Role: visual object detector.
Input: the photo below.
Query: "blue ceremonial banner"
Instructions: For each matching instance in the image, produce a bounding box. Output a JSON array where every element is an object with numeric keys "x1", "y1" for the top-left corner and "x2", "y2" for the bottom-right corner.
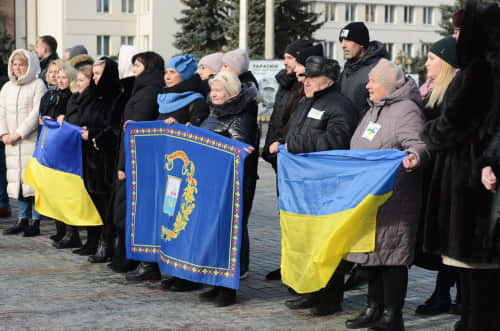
[
  {"x1": 125, "y1": 122, "x2": 249, "y2": 290},
  {"x1": 278, "y1": 148, "x2": 406, "y2": 293}
]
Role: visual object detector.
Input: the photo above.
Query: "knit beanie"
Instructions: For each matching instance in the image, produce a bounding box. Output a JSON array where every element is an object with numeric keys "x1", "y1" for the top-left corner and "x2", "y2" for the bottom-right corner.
[
  {"x1": 284, "y1": 39, "x2": 313, "y2": 59},
  {"x1": 297, "y1": 44, "x2": 324, "y2": 66},
  {"x1": 165, "y1": 54, "x2": 198, "y2": 81},
  {"x1": 339, "y1": 22, "x2": 370, "y2": 47},
  {"x1": 69, "y1": 45, "x2": 88, "y2": 60},
  {"x1": 429, "y1": 36, "x2": 458, "y2": 68},
  {"x1": 222, "y1": 49, "x2": 250, "y2": 75},
  {"x1": 369, "y1": 59, "x2": 405, "y2": 95},
  {"x1": 209, "y1": 71, "x2": 241, "y2": 97},
  {"x1": 199, "y1": 52, "x2": 224, "y2": 72}
]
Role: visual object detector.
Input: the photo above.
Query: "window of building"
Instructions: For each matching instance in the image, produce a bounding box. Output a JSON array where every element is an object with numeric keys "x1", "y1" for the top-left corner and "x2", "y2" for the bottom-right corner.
[
  {"x1": 122, "y1": 0, "x2": 134, "y2": 13},
  {"x1": 325, "y1": 3, "x2": 335, "y2": 21},
  {"x1": 421, "y1": 43, "x2": 431, "y2": 56},
  {"x1": 423, "y1": 7, "x2": 433, "y2": 25},
  {"x1": 384, "y1": 5, "x2": 394, "y2": 24},
  {"x1": 97, "y1": 35, "x2": 110, "y2": 56},
  {"x1": 345, "y1": 4, "x2": 355, "y2": 22},
  {"x1": 144, "y1": 0, "x2": 150, "y2": 13},
  {"x1": 97, "y1": 0, "x2": 109, "y2": 13},
  {"x1": 404, "y1": 6, "x2": 414, "y2": 24},
  {"x1": 121, "y1": 36, "x2": 135, "y2": 46},
  {"x1": 143, "y1": 35, "x2": 150, "y2": 50},
  {"x1": 365, "y1": 4, "x2": 375, "y2": 23},
  {"x1": 385, "y1": 43, "x2": 394, "y2": 60},
  {"x1": 306, "y1": 2, "x2": 315, "y2": 14},
  {"x1": 403, "y1": 43, "x2": 413, "y2": 57},
  {"x1": 323, "y1": 41, "x2": 334, "y2": 59}
]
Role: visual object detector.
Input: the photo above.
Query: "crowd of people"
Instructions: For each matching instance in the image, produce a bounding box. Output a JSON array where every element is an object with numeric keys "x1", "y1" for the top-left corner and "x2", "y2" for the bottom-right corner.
[{"x1": 0, "y1": 1, "x2": 500, "y2": 330}]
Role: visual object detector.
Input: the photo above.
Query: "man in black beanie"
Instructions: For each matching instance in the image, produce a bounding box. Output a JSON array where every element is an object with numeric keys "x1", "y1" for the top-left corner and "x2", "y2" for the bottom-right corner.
[{"x1": 339, "y1": 22, "x2": 389, "y2": 117}]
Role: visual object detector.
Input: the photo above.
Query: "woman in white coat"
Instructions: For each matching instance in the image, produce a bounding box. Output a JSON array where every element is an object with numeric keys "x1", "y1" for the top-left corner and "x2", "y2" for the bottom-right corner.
[{"x1": 0, "y1": 49, "x2": 47, "y2": 236}]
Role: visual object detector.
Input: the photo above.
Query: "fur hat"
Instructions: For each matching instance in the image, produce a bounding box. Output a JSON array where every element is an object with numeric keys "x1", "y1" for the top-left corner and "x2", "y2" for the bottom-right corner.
[
  {"x1": 339, "y1": 22, "x2": 370, "y2": 47},
  {"x1": 369, "y1": 59, "x2": 405, "y2": 95},
  {"x1": 70, "y1": 54, "x2": 95, "y2": 69},
  {"x1": 430, "y1": 36, "x2": 458, "y2": 68},
  {"x1": 222, "y1": 49, "x2": 250, "y2": 75},
  {"x1": 209, "y1": 71, "x2": 241, "y2": 97},
  {"x1": 284, "y1": 39, "x2": 313, "y2": 59},
  {"x1": 165, "y1": 54, "x2": 198, "y2": 81},
  {"x1": 199, "y1": 52, "x2": 224, "y2": 72}
]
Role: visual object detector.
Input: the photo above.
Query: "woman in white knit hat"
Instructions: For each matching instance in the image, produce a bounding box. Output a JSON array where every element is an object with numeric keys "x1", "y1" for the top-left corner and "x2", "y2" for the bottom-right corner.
[{"x1": 221, "y1": 48, "x2": 259, "y2": 90}]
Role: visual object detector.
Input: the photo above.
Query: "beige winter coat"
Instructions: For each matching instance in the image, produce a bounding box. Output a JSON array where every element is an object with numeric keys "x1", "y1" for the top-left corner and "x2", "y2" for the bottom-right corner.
[{"x1": 0, "y1": 49, "x2": 46, "y2": 198}]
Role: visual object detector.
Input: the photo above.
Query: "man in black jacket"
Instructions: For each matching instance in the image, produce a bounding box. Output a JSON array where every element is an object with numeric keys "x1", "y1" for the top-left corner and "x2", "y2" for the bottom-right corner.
[
  {"x1": 262, "y1": 39, "x2": 312, "y2": 170},
  {"x1": 286, "y1": 56, "x2": 358, "y2": 154},
  {"x1": 338, "y1": 22, "x2": 389, "y2": 117},
  {"x1": 284, "y1": 56, "x2": 359, "y2": 316},
  {"x1": 35, "y1": 35, "x2": 59, "y2": 85}
]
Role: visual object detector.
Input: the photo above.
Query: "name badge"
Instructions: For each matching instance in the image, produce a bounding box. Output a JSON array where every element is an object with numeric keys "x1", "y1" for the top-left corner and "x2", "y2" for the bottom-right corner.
[
  {"x1": 361, "y1": 121, "x2": 382, "y2": 141},
  {"x1": 307, "y1": 108, "x2": 324, "y2": 120}
]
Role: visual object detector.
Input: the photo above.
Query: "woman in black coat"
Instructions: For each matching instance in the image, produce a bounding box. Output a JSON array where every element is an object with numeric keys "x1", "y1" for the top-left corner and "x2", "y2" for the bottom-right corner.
[
  {"x1": 422, "y1": 2, "x2": 500, "y2": 329},
  {"x1": 198, "y1": 71, "x2": 258, "y2": 307},
  {"x1": 106, "y1": 51, "x2": 165, "y2": 273}
]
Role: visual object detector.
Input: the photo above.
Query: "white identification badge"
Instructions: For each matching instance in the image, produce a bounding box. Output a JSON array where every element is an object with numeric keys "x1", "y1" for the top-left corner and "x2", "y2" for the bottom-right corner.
[
  {"x1": 307, "y1": 108, "x2": 324, "y2": 120},
  {"x1": 361, "y1": 121, "x2": 382, "y2": 141}
]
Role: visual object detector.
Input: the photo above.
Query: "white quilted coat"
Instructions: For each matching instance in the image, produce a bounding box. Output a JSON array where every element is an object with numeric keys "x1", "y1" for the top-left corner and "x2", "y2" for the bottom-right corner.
[{"x1": 0, "y1": 49, "x2": 46, "y2": 199}]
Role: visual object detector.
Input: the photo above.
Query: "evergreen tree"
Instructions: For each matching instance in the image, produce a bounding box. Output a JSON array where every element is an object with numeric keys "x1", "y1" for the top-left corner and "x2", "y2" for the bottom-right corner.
[
  {"x1": 174, "y1": 0, "x2": 233, "y2": 58},
  {"x1": 225, "y1": 0, "x2": 323, "y2": 59}
]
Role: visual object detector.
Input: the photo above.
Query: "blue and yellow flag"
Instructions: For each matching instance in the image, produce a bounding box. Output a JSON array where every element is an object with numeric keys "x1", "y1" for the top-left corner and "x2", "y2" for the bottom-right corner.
[
  {"x1": 24, "y1": 119, "x2": 102, "y2": 226},
  {"x1": 125, "y1": 122, "x2": 249, "y2": 290},
  {"x1": 278, "y1": 148, "x2": 406, "y2": 293}
]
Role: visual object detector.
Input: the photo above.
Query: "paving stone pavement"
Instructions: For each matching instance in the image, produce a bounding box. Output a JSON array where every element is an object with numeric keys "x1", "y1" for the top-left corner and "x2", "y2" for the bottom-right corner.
[{"x1": 0, "y1": 160, "x2": 459, "y2": 330}]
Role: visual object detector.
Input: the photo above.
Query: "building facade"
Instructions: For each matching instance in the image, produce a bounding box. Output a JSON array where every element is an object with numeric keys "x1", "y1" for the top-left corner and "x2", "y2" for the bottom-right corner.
[{"x1": 307, "y1": 0, "x2": 455, "y2": 64}]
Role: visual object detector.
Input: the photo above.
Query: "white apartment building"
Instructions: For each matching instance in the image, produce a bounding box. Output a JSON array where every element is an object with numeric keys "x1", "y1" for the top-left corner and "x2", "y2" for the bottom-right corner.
[
  {"x1": 20, "y1": 0, "x2": 183, "y2": 60},
  {"x1": 308, "y1": 0, "x2": 455, "y2": 63}
]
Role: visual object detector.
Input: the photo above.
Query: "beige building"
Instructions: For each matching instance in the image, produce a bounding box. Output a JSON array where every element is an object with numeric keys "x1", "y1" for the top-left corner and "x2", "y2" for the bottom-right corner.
[
  {"x1": 17, "y1": 0, "x2": 182, "y2": 60},
  {"x1": 307, "y1": 0, "x2": 455, "y2": 63}
]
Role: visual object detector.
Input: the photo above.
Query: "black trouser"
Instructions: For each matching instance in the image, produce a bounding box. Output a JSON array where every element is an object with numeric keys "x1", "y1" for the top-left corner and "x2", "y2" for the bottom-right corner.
[
  {"x1": 87, "y1": 192, "x2": 108, "y2": 248},
  {"x1": 459, "y1": 268, "x2": 500, "y2": 330},
  {"x1": 366, "y1": 266, "x2": 408, "y2": 309},
  {"x1": 316, "y1": 260, "x2": 353, "y2": 306}
]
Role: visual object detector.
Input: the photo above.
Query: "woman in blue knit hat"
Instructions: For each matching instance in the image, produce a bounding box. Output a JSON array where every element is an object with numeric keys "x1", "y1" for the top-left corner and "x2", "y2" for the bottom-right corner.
[{"x1": 157, "y1": 54, "x2": 209, "y2": 126}]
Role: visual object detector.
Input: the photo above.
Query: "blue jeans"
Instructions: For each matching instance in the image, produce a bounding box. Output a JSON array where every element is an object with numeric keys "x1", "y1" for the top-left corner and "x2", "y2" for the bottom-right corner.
[
  {"x1": 17, "y1": 196, "x2": 40, "y2": 220},
  {"x1": 0, "y1": 145, "x2": 9, "y2": 208}
]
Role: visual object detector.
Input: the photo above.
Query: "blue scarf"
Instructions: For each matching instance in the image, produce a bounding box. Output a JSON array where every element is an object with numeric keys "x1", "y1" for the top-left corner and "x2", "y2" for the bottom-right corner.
[{"x1": 157, "y1": 91, "x2": 204, "y2": 114}]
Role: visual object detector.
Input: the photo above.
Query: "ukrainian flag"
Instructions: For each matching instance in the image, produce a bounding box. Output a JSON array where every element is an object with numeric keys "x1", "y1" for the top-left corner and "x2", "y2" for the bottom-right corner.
[
  {"x1": 24, "y1": 119, "x2": 102, "y2": 226},
  {"x1": 278, "y1": 148, "x2": 406, "y2": 293}
]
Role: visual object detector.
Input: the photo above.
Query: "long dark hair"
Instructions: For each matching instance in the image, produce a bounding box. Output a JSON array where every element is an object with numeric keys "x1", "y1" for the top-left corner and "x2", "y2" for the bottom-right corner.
[{"x1": 132, "y1": 51, "x2": 164, "y2": 73}]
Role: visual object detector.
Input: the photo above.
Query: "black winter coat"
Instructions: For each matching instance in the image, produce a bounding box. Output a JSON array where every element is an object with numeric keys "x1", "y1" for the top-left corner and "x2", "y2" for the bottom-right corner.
[
  {"x1": 422, "y1": 62, "x2": 499, "y2": 265},
  {"x1": 157, "y1": 74, "x2": 209, "y2": 126},
  {"x1": 286, "y1": 84, "x2": 359, "y2": 154},
  {"x1": 339, "y1": 41, "x2": 389, "y2": 116},
  {"x1": 38, "y1": 52, "x2": 59, "y2": 85},
  {"x1": 39, "y1": 87, "x2": 72, "y2": 119},
  {"x1": 262, "y1": 69, "x2": 300, "y2": 169},
  {"x1": 117, "y1": 68, "x2": 164, "y2": 172}
]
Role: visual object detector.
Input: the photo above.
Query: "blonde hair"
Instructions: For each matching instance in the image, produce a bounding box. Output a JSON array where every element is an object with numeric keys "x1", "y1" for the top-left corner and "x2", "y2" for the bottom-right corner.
[
  {"x1": 77, "y1": 65, "x2": 93, "y2": 84},
  {"x1": 11, "y1": 52, "x2": 28, "y2": 66},
  {"x1": 45, "y1": 59, "x2": 65, "y2": 83},
  {"x1": 57, "y1": 62, "x2": 78, "y2": 93},
  {"x1": 209, "y1": 71, "x2": 241, "y2": 97},
  {"x1": 93, "y1": 59, "x2": 106, "y2": 68},
  {"x1": 426, "y1": 59, "x2": 457, "y2": 109}
]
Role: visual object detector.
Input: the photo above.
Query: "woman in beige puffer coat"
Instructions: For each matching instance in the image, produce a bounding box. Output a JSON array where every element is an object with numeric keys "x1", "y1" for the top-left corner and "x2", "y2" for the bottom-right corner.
[{"x1": 0, "y1": 49, "x2": 47, "y2": 236}]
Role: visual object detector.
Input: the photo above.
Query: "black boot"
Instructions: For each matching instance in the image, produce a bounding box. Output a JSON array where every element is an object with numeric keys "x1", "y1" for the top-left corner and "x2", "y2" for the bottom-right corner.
[
  {"x1": 345, "y1": 302, "x2": 383, "y2": 329},
  {"x1": 415, "y1": 290, "x2": 451, "y2": 315},
  {"x1": 50, "y1": 221, "x2": 66, "y2": 242},
  {"x1": 199, "y1": 287, "x2": 221, "y2": 302},
  {"x1": 214, "y1": 287, "x2": 236, "y2": 307},
  {"x1": 88, "y1": 239, "x2": 112, "y2": 263},
  {"x1": 56, "y1": 227, "x2": 82, "y2": 249},
  {"x1": 372, "y1": 306, "x2": 404, "y2": 331},
  {"x1": 311, "y1": 270, "x2": 344, "y2": 316},
  {"x1": 74, "y1": 226, "x2": 100, "y2": 255},
  {"x1": 23, "y1": 219, "x2": 40, "y2": 237},
  {"x1": 125, "y1": 262, "x2": 161, "y2": 281},
  {"x1": 265, "y1": 268, "x2": 281, "y2": 280},
  {"x1": 3, "y1": 218, "x2": 28, "y2": 235},
  {"x1": 285, "y1": 292, "x2": 320, "y2": 310},
  {"x1": 169, "y1": 278, "x2": 202, "y2": 292}
]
